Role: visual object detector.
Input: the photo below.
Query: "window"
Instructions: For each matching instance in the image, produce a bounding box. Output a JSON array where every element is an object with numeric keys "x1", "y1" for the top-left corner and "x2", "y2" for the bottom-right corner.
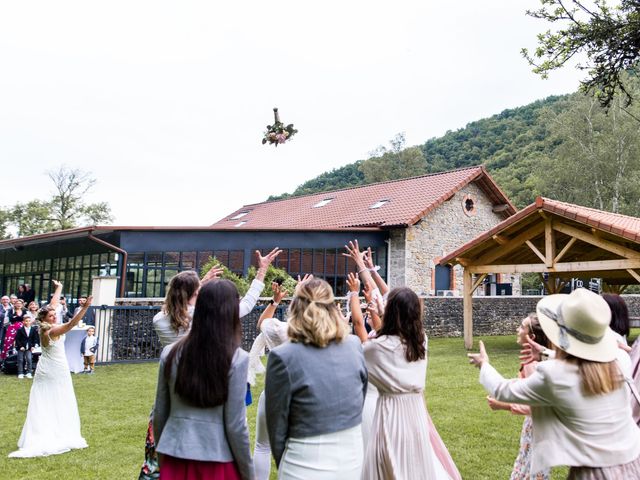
[
  {"x1": 313, "y1": 198, "x2": 334, "y2": 208},
  {"x1": 230, "y1": 211, "x2": 250, "y2": 220},
  {"x1": 370, "y1": 199, "x2": 389, "y2": 209},
  {"x1": 234, "y1": 221, "x2": 248, "y2": 227},
  {"x1": 461, "y1": 193, "x2": 478, "y2": 217}
]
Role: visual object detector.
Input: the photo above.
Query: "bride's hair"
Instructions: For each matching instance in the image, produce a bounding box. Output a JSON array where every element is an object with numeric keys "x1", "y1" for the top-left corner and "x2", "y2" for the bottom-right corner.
[{"x1": 36, "y1": 306, "x2": 55, "y2": 333}]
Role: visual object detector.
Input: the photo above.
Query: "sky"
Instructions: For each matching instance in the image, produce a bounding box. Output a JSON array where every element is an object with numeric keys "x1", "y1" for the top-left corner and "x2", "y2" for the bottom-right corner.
[{"x1": 0, "y1": 1, "x2": 585, "y2": 227}]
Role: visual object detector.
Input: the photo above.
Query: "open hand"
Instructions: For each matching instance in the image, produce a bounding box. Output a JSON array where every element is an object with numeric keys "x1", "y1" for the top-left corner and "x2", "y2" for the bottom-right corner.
[
  {"x1": 52, "y1": 280, "x2": 62, "y2": 288},
  {"x1": 257, "y1": 248, "x2": 282, "y2": 270},
  {"x1": 342, "y1": 240, "x2": 366, "y2": 268},
  {"x1": 84, "y1": 296, "x2": 94, "y2": 307},
  {"x1": 467, "y1": 340, "x2": 489, "y2": 368},
  {"x1": 519, "y1": 336, "x2": 545, "y2": 365},
  {"x1": 295, "y1": 274, "x2": 313, "y2": 294},
  {"x1": 202, "y1": 264, "x2": 224, "y2": 284},
  {"x1": 272, "y1": 282, "x2": 288, "y2": 304},
  {"x1": 363, "y1": 247, "x2": 375, "y2": 269},
  {"x1": 346, "y1": 273, "x2": 360, "y2": 293}
]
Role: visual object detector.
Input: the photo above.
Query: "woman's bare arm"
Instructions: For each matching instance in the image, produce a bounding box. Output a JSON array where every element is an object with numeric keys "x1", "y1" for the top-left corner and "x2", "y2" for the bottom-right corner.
[{"x1": 50, "y1": 296, "x2": 93, "y2": 338}]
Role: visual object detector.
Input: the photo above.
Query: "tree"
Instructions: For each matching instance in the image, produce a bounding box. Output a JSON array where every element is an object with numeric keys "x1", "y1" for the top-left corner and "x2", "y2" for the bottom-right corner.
[
  {"x1": 2, "y1": 166, "x2": 113, "y2": 237},
  {"x1": 534, "y1": 76, "x2": 640, "y2": 214},
  {"x1": 523, "y1": 0, "x2": 640, "y2": 108},
  {"x1": 48, "y1": 166, "x2": 113, "y2": 230},
  {"x1": 359, "y1": 133, "x2": 427, "y2": 183}
]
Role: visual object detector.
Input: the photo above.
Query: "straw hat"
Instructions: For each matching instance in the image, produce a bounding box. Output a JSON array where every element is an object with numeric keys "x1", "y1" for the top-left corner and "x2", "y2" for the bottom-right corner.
[{"x1": 536, "y1": 288, "x2": 618, "y2": 362}]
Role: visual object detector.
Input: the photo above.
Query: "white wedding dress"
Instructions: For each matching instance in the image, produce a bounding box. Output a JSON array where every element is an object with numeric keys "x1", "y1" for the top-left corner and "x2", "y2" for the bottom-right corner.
[{"x1": 9, "y1": 334, "x2": 88, "y2": 458}]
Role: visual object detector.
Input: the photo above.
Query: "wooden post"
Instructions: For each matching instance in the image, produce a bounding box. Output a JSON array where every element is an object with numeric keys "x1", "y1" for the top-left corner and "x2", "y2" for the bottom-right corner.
[{"x1": 463, "y1": 268, "x2": 473, "y2": 349}]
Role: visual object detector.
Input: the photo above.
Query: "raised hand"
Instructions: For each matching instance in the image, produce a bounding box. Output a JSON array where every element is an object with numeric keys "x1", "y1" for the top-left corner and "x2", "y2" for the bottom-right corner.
[
  {"x1": 346, "y1": 272, "x2": 360, "y2": 293},
  {"x1": 519, "y1": 336, "x2": 545, "y2": 365},
  {"x1": 342, "y1": 240, "x2": 365, "y2": 268},
  {"x1": 202, "y1": 264, "x2": 225, "y2": 284},
  {"x1": 467, "y1": 340, "x2": 489, "y2": 368},
  {"x1": 272, "y1": 282, "x2": 288, "y2": 304},
  {"x1": 363, "y1": 247, "x2": 375, "y2": 269},
  {"x1": 256, "y1": 248, "x2": 283, "y2": 270},
  {"x1": 295, "y1": 274, "x2": 313, "y2": 294},
  {"x1": 52, "y1": 280, "x2": 62, "y2": 288},
  {"x1": 84, "y1": 296, "x2": 94, "y2": 307}
]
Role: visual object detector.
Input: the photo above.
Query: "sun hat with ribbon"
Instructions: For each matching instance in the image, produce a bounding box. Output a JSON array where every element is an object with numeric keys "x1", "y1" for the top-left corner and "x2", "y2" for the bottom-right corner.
[{"x1": 536, "y1": 288, "x2": 618, "y2": 362}]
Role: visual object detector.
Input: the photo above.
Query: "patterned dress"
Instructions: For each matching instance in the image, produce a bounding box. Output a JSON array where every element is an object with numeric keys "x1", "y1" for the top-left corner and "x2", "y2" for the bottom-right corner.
[
  {"x1": 1, "y1": 319, "x2": 23, "y2": 360},
  {"x1": 510, "y1": 363, "x2": 550, "y2": 480}
]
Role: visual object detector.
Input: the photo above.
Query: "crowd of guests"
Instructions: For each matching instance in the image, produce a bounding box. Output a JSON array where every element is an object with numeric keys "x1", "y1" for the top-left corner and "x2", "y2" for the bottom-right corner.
[
  {"x1": 0, "y1": 286, "x2": 95, "y2": 378},
  {"x1": 140, "y1": 240, "x2": 640, "y2": 480}
]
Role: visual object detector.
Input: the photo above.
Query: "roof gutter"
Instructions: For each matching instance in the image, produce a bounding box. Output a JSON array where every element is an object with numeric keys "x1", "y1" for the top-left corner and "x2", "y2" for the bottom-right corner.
[{"x1": 87, "y1": 233, "x2": 128, "y2": 298}]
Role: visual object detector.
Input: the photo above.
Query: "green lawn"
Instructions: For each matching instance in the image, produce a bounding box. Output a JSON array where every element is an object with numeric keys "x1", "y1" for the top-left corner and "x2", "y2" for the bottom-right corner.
[{"x1": 0, "y1": 335, "x2": 576, "y2": 479}]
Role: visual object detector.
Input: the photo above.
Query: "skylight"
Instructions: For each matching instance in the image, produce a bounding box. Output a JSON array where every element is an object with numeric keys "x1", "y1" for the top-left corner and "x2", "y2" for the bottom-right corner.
[
  {"x1": 230, "y1": 211, "x2": 250, "y2": 220},
  {"x1": 370, "y1": 199, "x2": 390, "y2": 209},
  {"x1": 313, "y1": 198, "x2": 334, "y2": 208},
  {"x1": 234, "y1": 221, "x2": 248, "y2": 227}
]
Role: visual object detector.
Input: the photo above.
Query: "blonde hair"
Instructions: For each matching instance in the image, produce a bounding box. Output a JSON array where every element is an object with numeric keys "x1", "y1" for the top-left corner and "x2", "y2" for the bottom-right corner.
[
  {"x1": 36, "y1": 306, "x2": 56, "y2": 334},
  {"x1": 287, "y1": 278, "x2": 348, "y2": 347},
  {"x1": 556, "y1": 349, "x2": 623, "y2": 396}
]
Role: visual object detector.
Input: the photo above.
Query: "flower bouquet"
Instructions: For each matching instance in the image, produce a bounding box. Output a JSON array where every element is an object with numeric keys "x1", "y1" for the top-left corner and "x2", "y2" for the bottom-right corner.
[{"x1": 262, "y1": 107, "x2": 298, "y2": 146}]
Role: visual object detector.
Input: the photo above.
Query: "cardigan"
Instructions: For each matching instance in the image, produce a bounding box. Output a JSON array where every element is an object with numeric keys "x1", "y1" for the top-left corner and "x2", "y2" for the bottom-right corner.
[
  {"x1": 265, "y1": 335, "x2": 368, "y2": 466},
  {"x1": 154, "y1": 345, "x2": 254, "y2": 480},
  {"x1": 480, "y1": 358, "x2": 640, "y2": 471}
]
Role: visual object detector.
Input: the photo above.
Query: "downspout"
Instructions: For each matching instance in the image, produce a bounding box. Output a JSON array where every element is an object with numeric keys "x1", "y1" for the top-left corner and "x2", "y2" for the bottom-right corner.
[
  {"x1": 88, "y1": 233, "x2": 128, "y2": 298},
  {"x1": 384, "y1": 238, "x2": 391, "y2": 288}
]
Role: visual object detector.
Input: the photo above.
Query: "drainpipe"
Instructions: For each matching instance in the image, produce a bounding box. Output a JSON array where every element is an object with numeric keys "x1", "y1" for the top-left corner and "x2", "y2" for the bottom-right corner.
[
  {"x1": 87, "y1": 233, "x2": 128, "y2": 298},
  {"x1": 384, "y1": 238, "x2": 391, "y2": 288}
]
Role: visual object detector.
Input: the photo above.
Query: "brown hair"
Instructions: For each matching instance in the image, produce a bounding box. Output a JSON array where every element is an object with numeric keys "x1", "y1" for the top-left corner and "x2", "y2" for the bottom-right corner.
[
  {"x1": 163, "y1": 271, "x2": 200, "y2": 334},
  {"x1": 526, "y1": 313, "x2": 549, "y2": 348},
  {"x1": 377, "y1": 287, "x2": 425, "y2": 362},
  {"x1": 165, "y1": 279, "x2": 241, "y2": 407},
  {"x1": 287, "y1": 278, "x2": 348, "y2": 347},
  {"x1": 556, "y1": 349, "x2": 623, "y2": 396}
]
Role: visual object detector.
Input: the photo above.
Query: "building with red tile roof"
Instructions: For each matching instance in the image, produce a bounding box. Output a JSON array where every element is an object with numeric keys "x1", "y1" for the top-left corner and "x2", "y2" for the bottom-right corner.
[{"x1": 0, "y1": 166, "x2": 516, "y2": 299}]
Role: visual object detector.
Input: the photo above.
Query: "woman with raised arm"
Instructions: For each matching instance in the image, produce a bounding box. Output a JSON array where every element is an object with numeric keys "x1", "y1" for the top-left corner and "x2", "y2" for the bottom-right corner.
[
  {"x1": 9, "y1": 281, "x2": 93, "y2": 458},
  {"x1": 469, "y1": 288, "x2": 640, "y2": 478},
  {"x1": 140, "y1": 248, "x2": 281, "y2": 479}
]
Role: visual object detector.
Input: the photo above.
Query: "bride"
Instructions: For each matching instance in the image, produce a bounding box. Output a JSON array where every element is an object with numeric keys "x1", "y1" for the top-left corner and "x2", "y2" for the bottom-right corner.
[{"x1": 9, "y1": 281, "x2": 92, "y2": 458}]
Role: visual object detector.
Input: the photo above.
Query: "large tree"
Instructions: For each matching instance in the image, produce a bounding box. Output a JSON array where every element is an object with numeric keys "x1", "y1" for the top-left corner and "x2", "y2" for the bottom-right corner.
[
  {"x1": 3, "y1": 166, "x2": 113, "y2": 237},
  {"x1": 535, "y1": 75, "x2": 640, "y2": 214},
  {"x1": 523, "y1": 0, "x2": 640, "y2": 108}
]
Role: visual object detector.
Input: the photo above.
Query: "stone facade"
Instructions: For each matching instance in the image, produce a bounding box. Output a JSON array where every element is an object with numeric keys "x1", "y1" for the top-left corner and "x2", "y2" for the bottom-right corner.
[{"x1": 390, "y1": 182, "x2": 508, "y2": 295}]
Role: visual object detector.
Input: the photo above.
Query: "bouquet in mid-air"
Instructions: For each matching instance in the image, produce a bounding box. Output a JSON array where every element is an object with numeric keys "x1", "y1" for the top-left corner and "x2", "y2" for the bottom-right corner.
[{"x1": 262, "y1": 107, "x2": 298, "y2": 146}]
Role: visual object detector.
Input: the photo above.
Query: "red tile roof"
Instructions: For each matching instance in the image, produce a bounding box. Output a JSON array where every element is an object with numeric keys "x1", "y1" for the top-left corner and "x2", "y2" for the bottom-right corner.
[
  {"x1": 440, "y1": 197, "x2": 640, "y2": 265},
  {"x1": 211, "y1": 166, "x2": 516, "y2": 231}
]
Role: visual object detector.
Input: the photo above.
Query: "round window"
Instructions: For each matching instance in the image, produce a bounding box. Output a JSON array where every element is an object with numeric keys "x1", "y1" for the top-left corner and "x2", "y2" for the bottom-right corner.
[{"x1": 462, "y1": 194, "x2": 477, "y2": 217}]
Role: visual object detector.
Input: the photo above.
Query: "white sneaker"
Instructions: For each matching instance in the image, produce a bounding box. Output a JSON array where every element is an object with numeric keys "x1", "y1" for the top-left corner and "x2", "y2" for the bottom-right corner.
[
  {"x1": 26, "y1": 373, "x2": 32, "y2": 379},
  {"x1": 18, "y1": 374, "x2": 24, "y2": 379}
]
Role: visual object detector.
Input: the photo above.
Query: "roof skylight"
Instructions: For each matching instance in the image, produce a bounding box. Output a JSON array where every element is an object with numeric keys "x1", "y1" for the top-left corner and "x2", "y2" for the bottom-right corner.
[
  {"x1": 313, "y1": 198, "x2": 334, "y2": 208},
  {"x1": 370, "y1": 199, "x2": 390, "y2": 209},
  {"x1": 230, "y1": 211, "x2": 250, "y2": 220},
  {"x1": 234, "y1": 221, "x2": 248, "y2": 227}
]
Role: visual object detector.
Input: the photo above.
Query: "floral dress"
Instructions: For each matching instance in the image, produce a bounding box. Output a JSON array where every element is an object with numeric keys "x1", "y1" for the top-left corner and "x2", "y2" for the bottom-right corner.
[
  {"x1": 510, "y1": 362, "x2": 550, "y2": 480},
  {"x1": 1, "y1": 316, "x2": 24, "y2": 360}
]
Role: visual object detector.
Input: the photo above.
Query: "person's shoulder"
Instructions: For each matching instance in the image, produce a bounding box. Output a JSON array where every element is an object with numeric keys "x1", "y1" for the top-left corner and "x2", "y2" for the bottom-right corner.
[
  {"x1": 153, "y1": 310, "x2": 167, "y2": 323},
  {"x1": 342, "y1": 334, "x2": 363, "y2": 350},
  {"x1": 234, "y1": 346, "x2": 249, "y2": 363},
  {"x1": 159, "y1": 342, "x2": 177, "y2": 361}
]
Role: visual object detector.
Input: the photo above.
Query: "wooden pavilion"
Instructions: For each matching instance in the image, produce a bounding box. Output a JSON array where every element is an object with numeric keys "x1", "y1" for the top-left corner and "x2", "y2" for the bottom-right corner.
[{"x1": 440, "y1": 197, "x2": 640, "y2": 348}]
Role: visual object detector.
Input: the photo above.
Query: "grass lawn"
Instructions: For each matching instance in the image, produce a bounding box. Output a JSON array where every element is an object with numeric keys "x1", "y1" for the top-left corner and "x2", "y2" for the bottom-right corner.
[{"x1": 0, "y1": 335, "x2": 579, "y2": 479}]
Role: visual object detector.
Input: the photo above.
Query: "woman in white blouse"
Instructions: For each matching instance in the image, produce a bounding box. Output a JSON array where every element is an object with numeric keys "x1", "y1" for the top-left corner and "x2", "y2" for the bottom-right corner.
[{"x1": 469, "y1": 288, "x2": 640, "y2": 479}]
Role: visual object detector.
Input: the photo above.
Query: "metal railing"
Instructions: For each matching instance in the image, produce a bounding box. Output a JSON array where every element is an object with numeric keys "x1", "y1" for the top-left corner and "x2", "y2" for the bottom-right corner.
[{"x1": 90, "y1": 303, "x2": 288, "y2": 364}]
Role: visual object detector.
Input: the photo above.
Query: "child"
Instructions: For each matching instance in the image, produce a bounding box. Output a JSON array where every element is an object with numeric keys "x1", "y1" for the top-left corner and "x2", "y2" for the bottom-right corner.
[
  {"x1": 80, "y1": 326, "x2": 99, "y2": 373},
  {"x1": 15, "y1": 315, "x2": 40, "y2": 379}
]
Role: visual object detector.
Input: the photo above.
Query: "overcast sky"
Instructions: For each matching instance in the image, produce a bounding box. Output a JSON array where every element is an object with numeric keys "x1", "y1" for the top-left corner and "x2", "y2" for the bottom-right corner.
[{"x1": 0, "y1": 1, "x2": 584, "y2": 227}]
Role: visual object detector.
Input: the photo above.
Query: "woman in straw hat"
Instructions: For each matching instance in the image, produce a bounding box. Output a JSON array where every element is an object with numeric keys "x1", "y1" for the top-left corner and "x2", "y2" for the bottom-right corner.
[{"x1": 468, "y1": 288, "x2": 640, "y2": 479}]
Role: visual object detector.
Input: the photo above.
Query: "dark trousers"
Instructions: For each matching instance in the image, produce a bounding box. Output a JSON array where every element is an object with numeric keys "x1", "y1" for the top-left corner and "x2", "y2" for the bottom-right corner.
[{"x1": 17, "y1": 349, "x2": 32, "y2": 375}]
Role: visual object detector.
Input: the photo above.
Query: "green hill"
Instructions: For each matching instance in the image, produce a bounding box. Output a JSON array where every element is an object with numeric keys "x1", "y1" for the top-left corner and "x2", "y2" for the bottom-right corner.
[{"x1": 269, "y1": 94, "x2": 570, "y2": 207}]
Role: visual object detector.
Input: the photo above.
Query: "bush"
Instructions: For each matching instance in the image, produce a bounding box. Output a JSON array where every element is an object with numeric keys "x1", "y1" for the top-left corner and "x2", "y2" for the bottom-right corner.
[
  {"x1": 246, "y1": 264, "x2": 297, "y2": 297},
  {"x1": 199, "y1": 256, "x2": 249, "y2": 296}
]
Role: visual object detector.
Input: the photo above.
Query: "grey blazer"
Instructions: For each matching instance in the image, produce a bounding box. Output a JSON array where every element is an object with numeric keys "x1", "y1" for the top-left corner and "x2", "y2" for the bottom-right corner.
[
  {"x1": 154, "y1": 344, "x2": 254, "y2": 480},
  {"x1": 265, "y1": 335, "x2": 368, "y2": 466}
]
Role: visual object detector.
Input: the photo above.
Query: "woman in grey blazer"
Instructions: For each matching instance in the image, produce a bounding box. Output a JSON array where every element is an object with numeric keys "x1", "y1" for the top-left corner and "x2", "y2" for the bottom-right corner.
[
  {"x1": 154, "y1": 279, "x2": 254, "y2": 480},
  {"x1": 265, "y1": 278, "x2": 368, "y2": 479}
]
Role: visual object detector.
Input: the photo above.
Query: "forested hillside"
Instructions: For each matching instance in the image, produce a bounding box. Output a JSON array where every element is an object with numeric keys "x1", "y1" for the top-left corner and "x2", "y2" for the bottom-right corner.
[{"x1": 270, "y1": 76, "x2": 640, "y2": 216}]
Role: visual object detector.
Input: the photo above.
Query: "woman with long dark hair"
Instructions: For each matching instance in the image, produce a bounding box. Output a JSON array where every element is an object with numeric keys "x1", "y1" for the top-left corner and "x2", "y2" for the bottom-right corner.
[
  {"x1": 154, "y1": 279, "x2": 253, "y2": 480},
  {"x1": 362, "y1": 287, "x2": 460, "y2": 480}
]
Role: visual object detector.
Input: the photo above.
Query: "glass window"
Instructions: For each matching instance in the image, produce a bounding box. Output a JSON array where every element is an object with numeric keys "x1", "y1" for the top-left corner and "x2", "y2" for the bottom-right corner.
[
  {"x1": 212, "y1": 250, "x2": 228, "y2": 267},
  {"x1": 314, "y1": 250, "x2": 325, "y2": 275},
  {"x1": 181, "y1": 252, "x2": 196, "y2": 270},
  {"x1": 198, "y1": 251, "x2": 214, "y2": 270},
  {"x1": 289, "y1": 249, "x2": 301, "y2": 274},
  {"x1": 302, "y1": 249, "x2": 313, "y2": 273},
  {"x1": 164, "y1": 252, "x2": 180, "y2": 269},
  {"x1": 229, "y1": 251, "x2": 243, "y2": 273},
  {"x1": 146, "y1": 253, "x2": 162, "y2": 268}
]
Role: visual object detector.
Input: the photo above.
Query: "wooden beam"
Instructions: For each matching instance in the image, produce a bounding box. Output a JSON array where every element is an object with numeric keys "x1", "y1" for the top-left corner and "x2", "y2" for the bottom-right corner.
[
  {"x1": 525, "y1": 240, "x2": 547, "y2": 263},
  {"x1": 471, "y1": 273, "x2": 488, "y2": 293},
  {"x1": 492, "y1": 234, "x2": 508, "y2": 246},
  {"x1": 545, "y1": 219, "x2": 555, "y2": 268},
  {"x1": 552, "y1": 222, "x2": 640, "y2": 259},
  {"x1": 469, "y1": 258, "x2": 640, "y2": 274},
  {"x1": 627, "y1": 269, "x2": 640, "y2": 284},
  {"x1": 463, "y1": 268, "x2": 473, "y2": 350},
  {"x1": 455, "y1": 257, "x2": 470, "y2": 267},
  {"x1": 554, "y1": 237, "x2": 577, "y2": 264},
  {"x1": 475, "y1": 223, "x2": 546, "y2": 265}
]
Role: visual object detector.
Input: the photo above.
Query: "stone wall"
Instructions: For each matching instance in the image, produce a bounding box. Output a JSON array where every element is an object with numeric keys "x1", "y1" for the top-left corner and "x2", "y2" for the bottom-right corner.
[
  {"x1": 388, "y1": 229, "x2": 406, "y2": 288},
  {"x1": 402, "y1": 182, "x2": 507, "y2": 295}
]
